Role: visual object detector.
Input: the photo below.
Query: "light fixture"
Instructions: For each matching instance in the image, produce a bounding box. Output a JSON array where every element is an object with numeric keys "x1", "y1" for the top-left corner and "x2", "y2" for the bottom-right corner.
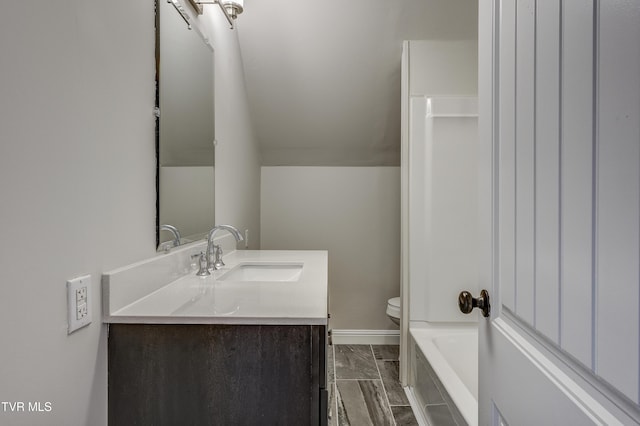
[
  {"x1": 189, "y1": 0, "x2": 243, "y2": 29},
  {"x1": 221, "y1": 0, "x2": 243, "y2": 20}
]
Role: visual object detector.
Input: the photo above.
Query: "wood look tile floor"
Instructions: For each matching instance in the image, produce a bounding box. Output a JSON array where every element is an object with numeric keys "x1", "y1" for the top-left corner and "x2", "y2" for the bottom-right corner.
[{"x1": 329, "y1": 344, "x2": 419, "y2": 426}]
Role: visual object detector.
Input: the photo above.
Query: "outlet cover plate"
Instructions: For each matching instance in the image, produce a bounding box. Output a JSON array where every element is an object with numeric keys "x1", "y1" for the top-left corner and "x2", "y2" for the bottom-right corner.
[{"x1": 67, "y1": 274, "x2": 92, "y2": 334}]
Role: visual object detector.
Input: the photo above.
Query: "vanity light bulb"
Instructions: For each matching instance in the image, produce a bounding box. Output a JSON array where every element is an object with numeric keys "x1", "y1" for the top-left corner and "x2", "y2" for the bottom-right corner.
[{"x1": 222, "y1": 0, "x2": 244, "y2": 19}]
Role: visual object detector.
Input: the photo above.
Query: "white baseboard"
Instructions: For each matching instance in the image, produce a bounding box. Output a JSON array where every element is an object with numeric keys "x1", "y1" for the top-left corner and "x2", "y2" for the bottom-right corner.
[{"x1": 331, "y1": 329, "x2": 400, "y2": 345}]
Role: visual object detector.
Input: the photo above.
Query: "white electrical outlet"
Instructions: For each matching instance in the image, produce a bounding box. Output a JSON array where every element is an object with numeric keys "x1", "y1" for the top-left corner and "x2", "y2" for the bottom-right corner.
[
  {"x1": 76, "y1": 286, "x2": 87, "y2": 304},
  {"x1": 67, "y1": 274, "x2": 92, "y2": 334},
  {"x1": 77, "y1": 303, "x2": 88, "y2": 320}
]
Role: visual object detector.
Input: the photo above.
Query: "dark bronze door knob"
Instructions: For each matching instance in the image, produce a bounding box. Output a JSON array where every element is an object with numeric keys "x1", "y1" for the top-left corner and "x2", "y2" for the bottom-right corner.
[{"x1": 458, "y1": 289, "x2": 491, "y2": 317}]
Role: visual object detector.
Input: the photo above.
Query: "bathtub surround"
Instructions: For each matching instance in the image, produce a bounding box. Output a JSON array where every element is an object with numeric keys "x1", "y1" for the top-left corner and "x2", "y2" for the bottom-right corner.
[
  {"x1": 407, "y1": 96, "x2": 479, "y2": 324},
  {"x1": 399, "y1": 39, "x2": 479, "y2": 388},
  {"x1": 0, "y1": 2, "x2": 259, "y2": 425},
  {"x1": 399, "y1": 40, "x2": 479, "y2": 425}
]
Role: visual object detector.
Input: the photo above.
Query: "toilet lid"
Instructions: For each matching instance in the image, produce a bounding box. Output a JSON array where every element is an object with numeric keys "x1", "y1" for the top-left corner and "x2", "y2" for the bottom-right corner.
[{"x1": 388, "y1": 297, "x2": 400, "y2": 308}]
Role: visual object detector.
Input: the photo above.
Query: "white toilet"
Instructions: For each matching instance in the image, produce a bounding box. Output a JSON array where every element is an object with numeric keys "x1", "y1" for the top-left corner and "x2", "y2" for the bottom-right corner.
[{"x1": 386, "y1": 297, "x2": 401, "y2": 325}]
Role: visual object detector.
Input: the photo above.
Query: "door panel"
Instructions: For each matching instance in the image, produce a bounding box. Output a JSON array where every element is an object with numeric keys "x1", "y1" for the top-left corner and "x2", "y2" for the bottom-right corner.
[
  {"x1": 533, "y1": 0, "x2": 561, "y2": 343},
  {"x1": 595, "y1": 0, "x2": 640, "y2": 402},
  {"x1": 479, "y1": 0, "x2": 640, "y2": 422},
  {"x1": 514, "y1": 0, "x2": 536, "y2": 326},
  {"x1": 497, "y1": 0, "x2": 516, "y2": 313},
  {"x1": 488, "y1": 316, "x2": 629, "y2": 426},
  {"x1": 559, "y1": 0, "x2": 595, "y2": 369}
]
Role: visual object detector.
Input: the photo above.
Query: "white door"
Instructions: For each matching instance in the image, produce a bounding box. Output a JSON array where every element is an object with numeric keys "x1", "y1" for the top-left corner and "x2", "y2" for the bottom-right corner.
[{"x1": 476, "y1": 0, "x2": 640, "y2": 424}]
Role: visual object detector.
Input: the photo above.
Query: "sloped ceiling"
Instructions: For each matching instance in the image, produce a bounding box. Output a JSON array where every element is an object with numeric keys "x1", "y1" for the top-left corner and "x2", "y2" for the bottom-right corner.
[{"x1": 237, "y1": 0, "x2": 478, "y2": 166}]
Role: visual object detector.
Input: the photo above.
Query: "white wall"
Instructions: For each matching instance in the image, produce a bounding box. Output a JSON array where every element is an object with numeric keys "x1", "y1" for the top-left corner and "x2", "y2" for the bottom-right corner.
[
  {"x1": 207, "y1": 14, "x2": 262, "y2": 248},
  {"x1": 261, "y1": 167, "x2": 400, "y2": 330},
  {"x1": 0, "y1": 2, "x2": 260, "y2": 425},
  {"x1": 407, "y1": 40, "x2": 478, "y2": 97}
]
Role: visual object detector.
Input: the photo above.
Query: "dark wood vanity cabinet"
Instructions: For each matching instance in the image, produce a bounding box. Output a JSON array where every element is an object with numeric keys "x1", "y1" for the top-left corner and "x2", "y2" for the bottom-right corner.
[{"x1": 108, "y1": 323, "x2": 328, "y2": 426}]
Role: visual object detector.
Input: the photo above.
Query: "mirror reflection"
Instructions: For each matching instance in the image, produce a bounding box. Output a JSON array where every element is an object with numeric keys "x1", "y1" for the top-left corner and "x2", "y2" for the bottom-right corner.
[{"x1": 156, "y1": 0, "x2": 215, "y2": 251}]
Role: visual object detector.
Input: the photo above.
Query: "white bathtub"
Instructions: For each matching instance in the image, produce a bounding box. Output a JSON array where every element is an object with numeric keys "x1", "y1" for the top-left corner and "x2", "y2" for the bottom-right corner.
[{"x1": 408, "y1": 323, "x2": 478, "y2": 426}]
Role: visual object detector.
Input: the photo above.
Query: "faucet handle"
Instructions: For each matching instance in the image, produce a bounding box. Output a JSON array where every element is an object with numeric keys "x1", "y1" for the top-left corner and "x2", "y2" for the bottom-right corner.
[
  {"x1": 213, "y1": 245, "x2": 225, "y2": 269},
  {"x1": 194, "y1": 251, "x2": 210, "y2": 276}
]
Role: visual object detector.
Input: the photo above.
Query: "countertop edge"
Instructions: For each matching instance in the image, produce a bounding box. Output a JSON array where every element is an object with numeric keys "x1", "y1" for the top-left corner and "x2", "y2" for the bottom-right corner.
[{"x1": 104, "y1": 315, "x2": 328, "y2": 326}]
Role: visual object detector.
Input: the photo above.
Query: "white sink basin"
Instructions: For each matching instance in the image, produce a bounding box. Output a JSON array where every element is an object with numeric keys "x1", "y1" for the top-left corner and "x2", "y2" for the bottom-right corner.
[{"x1": 218, "y1": 262, "x2": 303, "y2": 282}]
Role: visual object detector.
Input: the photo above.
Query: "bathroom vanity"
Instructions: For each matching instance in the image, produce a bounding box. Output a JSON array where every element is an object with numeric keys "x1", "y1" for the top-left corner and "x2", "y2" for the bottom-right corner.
[{"x1": 103, "y1": 248, "x2": 328, "y2": 425}]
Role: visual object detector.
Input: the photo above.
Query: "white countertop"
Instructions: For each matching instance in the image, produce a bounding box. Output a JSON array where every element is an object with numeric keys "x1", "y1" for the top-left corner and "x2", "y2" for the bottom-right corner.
[{"x1": 103, "y1": 249, "x2": 328, "y2": 325}]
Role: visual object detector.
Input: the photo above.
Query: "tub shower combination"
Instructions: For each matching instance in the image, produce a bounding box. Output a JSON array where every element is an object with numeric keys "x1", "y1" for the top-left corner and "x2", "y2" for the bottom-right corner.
[{"x1": 403, "y1": 95, "x2": 479, "y2": 426}]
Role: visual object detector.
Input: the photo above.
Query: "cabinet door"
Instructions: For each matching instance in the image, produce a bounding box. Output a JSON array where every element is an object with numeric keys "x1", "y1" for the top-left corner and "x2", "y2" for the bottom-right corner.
[{"x1": 109, "y1": 324, "x2": 324, "y2": 425}]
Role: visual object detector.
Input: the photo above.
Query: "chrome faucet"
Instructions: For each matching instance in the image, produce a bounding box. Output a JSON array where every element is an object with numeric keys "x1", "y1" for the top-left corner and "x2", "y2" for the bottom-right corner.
[
  {"x1": 159, "y1": 224, "x2": 181, "y2": 250},
  {"x1": 205, "y1": 225, "x2": 244, "y2": 272}
]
